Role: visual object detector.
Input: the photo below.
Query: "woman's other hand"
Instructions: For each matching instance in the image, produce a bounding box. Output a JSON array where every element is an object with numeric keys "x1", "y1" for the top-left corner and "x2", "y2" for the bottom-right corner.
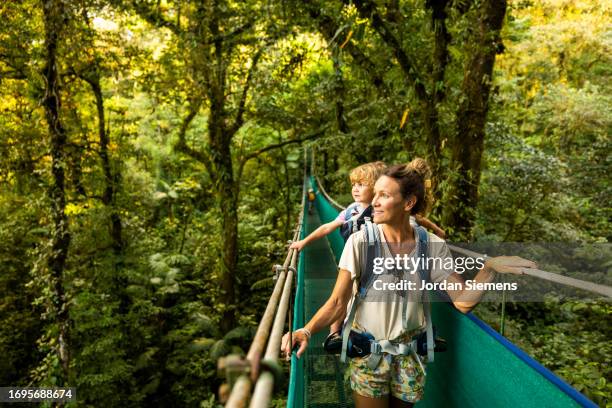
[{"x1": 485, "y1": 256, "x2": 537, "y2": 275}]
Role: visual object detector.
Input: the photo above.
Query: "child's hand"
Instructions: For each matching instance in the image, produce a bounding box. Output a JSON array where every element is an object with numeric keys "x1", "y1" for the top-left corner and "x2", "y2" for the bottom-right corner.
[
  {"x1": 290, "y1": 240, "x2": 305, "y2": 251},
  {"x1": 434, "y1": 228, "x2": 446, "y2": 239},
  {"x1": 485, "y1": 256, "x2": 537, "y2": 275}
]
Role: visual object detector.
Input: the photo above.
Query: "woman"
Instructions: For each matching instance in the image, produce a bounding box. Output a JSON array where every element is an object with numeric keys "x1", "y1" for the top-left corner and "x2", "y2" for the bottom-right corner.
[{"x1": 282, "y1": 163, "x2": 536, "y2": 408}]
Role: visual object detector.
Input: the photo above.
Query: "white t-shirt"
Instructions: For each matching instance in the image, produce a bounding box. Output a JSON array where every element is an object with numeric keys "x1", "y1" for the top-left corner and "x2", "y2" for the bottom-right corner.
[
  {"x1": 338, "y1": 224, "x2": 454, "y2": 341},
  {"x1": 409, "y1": 215, "x2": 418, "y2": 227}
]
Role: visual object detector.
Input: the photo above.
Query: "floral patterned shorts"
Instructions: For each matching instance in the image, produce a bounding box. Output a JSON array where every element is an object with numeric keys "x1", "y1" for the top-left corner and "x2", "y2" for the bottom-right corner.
[{"x1": 349, "y1": 352, "x2": 426, "y2": 402}]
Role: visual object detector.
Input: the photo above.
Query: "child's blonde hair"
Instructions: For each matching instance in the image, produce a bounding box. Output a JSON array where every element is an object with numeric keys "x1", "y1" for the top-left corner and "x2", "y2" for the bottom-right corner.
[{"x1": 349, "y1": 161, "x2": 387, "y2": 187}]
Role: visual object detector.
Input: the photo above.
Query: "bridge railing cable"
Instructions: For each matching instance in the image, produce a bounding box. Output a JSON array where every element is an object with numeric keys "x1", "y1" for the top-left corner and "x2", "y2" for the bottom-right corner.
[
  {"x1": 314, "y1": 175, "x2": 612, "y2": 300},
  {"x1": 315, "y1": 175, "x2": 344, "y2": 211},
  {"x1": 448, "y1": 245, "x2": 612, "y2": 298},
  {"x1": 310, "y1": 147, "x2": 344, "y2": 211},
  {"x1": 221, "y1": 150, "x2": 308, "y2": 408},
  {"x1": 249, "y1": 248, "x2": 299, "y2": 407}
]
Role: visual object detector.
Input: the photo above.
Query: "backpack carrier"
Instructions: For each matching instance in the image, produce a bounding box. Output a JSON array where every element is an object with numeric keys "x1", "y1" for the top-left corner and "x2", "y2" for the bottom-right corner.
[
  {"x1": 340, "y1": 205, "x2": 373, "y2": 242},
  {"x1": 340, "y1": 221, "x2": 436, "y2": 372}
]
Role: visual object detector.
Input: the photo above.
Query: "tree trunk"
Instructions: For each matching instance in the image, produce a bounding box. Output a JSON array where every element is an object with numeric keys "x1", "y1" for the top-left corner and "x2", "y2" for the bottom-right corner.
[
  {"x1": 426, "y1": 0, "x2": 451, "y2": 185},
  {"x1": 89, "y1": 76, "x2": 123, "y2": 256},
  {"x1": 86, "y1": 72, "x2": 130, "y2": 316},
  {"x1": 219, "y1": 184, "x2": 238, "y2": 333},
  {"x1": 206, "y1": 2, "x2": 239, "y2": 332},
  {"x1": 442, "y1": 0, "x2": 507, "y2": 239},
  {"x1": 333, "y1": 53, "x2": 350, "y2": 135},
  {"x1": 134, "y1": 0, "x2": 310, "y2": 334},
  {"x1": 41, "y1": 0, "x2": 71, "y2": 382},
  {"x1": 210, "y1": 127, "x2": 238, "y2": 333},
  {"x1": 79, "y1": 3, "x2": 127, "y2": 307},
  {"x1": 421, "y1": 101, "x2": 443, "y2": 180}
]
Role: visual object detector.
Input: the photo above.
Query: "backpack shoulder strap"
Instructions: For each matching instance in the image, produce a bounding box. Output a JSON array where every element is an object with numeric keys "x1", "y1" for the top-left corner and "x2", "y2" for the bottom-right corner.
[
  {"x1": 340, "y1": 205, "x2": 374, "y2": 242},
  {"x1": 341, "y1": 221, "x2": 381, "y2": 363},
  {"x1": 341, "y1": 295, "x2": 359, "y2": 363},
  {"x1": 360, "y1": 220, "x2": 381, "y2": 291},
  {"x1": 351, "y1": 205, "x2": 372, "y2": 232},
  {"x1": 360, "y1": 205, "x2": 373, "y2": 219},
  {"x1": 415, "y1": 226, "x2": 430, "y2": 281},
  {"x1": 414, "y1": 226, "x2": 434, "y2": 362},
  {"x1": 345, "y1": 202, "x2": 362, "y2": 219}
]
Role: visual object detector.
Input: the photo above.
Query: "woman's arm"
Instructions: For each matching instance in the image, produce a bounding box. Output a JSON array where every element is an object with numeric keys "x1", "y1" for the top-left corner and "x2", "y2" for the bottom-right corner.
[
  {"x1": 290, "y1": 219, "x2": 344, "y2": 251},
  {"x1": 444, "y1": 256, "x2": 537, "y2": 314},
  {"x1": 282, "y1": 269, "x2": 354, "y2": 358}
]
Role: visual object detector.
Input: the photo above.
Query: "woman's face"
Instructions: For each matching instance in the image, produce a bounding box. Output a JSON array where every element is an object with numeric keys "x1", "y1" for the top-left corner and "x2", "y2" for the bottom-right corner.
[{"x1": 372, "y1": 175, "x2": 414, "y2": 225}]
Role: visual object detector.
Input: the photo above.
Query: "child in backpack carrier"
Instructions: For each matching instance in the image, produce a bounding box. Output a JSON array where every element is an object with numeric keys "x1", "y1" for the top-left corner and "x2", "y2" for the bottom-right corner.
[
  {"x1": 291, "y1": 161, "x2": 386, "y2": 336},
  {"x1": 291, "y1": 161, "x2": 386, "y2": 252}
]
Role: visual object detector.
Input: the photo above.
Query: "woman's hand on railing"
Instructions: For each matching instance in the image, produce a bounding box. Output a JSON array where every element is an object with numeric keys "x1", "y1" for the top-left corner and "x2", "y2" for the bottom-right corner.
[
  {"x1": 281, "y1": 328, "x2": 310, "y2": 360},
  {"x1": 485, "y1": 256, "x2": 537, "y2": 275}
]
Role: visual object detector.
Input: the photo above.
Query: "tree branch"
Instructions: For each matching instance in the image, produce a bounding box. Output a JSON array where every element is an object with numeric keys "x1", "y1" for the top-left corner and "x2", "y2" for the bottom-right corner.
[
  {"x1": 301, "y1": 1, "x2": 387, "y2": 91},
  {"x1": 0, "y1": 53, "x2": 29, "y2": 80},
  {"x1": 131, "y1": 1, "x2": 181, "y2": 35},
  {"x1": 228, "y1": 48, "x2": 264, "y2": 136},
  {"x1": 453, "y1": 0, "x2": 475, "y2": 15},
  {"x1": 236, "y1": 126, "x2": 327, "y2": 184},
  {"x1": 241, "y1": 126, "x2": 328, "y2": 165},
  {"x1": 352, "y1": 0, "x2": 429, "y2": 101},
  {"x1": 427, "y1": 0, "x2": 451, "y2": 104},
  {"x1": 174, "y1": 100, "x2": 214, "y2": 175},
  {"x1": 0, "y1": 69, "x2": 27, "y2": 80},
  {"x1": 216, "y1": 20, "x2": 255, "y2": 45}
]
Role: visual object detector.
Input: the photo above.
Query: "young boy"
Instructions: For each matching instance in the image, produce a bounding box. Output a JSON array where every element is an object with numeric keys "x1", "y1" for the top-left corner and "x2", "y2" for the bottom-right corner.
[{"x1": 290, "y1": 161, "x2": 386, "y2": 252}]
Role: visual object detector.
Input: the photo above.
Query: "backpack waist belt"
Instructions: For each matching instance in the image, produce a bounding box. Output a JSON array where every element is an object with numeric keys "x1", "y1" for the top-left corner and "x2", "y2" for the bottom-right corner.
[{"x1": 368, "y1": 338, "x2": 426, "y2": 373}]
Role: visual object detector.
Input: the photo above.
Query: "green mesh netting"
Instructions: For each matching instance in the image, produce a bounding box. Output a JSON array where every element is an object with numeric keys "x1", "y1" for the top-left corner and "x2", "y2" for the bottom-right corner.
[
  {"x1": 289, "y1": 178, "x2": 588, "y2": 408},
  {"x1": 289, "y1": 177, "x2": 353, "y2": 408},
  {"x1": 311, "y1": 177, "x2": 344, "y2": 263}
]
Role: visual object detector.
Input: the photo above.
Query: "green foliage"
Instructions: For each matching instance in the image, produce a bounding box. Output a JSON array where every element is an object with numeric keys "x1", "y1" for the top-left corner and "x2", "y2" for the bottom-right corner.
[
  {"x1": 0, "y1": 194, "x2": 44, "y2": 385},
  {"x1": 477, "y1": 122, "x2": 578, "y2": 241},
  {"x1": 0, "y1": 0, "x2": 609, "y2": 406},
  {"x1": 484, "y1": 0, "x2": 611, "y2": 242}
]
